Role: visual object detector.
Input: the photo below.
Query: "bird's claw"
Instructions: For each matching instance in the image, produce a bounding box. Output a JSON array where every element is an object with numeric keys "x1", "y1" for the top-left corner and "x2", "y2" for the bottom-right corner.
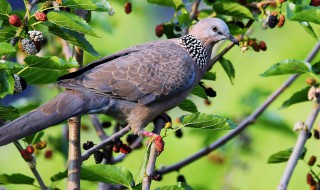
[{"x1": 141, "y1": 130, "x2": 165, "y2": 155}]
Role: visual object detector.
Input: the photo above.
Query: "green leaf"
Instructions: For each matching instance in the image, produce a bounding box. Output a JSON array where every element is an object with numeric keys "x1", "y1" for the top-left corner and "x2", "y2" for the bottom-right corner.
[
  {"x1": 312, "y1": 61, "x2": 320, "y2": 74},
  {"x1": 178, "y1": 99, "x2": 198, "y2": 113},
  {"x1": 0, "y1": 70, "x2": 14, "y2": 98},
  {"x1": 260, "y1": 59, "x2": 312, "y2": 77},
  {"x1": 0, "y1": 60, "x2": 24, "y2": 71},
  {"x1": 181, "y1": 112, "x2": 235, "y2": 130},
  {"x1": 299, "y1": 21, "x2": 318, "y2": 40},
  {"x1": 0, "y1": 103, "x2": 19, "y2": 120},
  {"x1": 281, "y1": 87, "x2": 310, "y2": 108},
  {"x1": 219, "y1": 57, "x2": 235, "y2": 84},
  {"x1": 62, "y1": 0, "x2": 113, "y2": 12},
  {"x1": 47, "y1": 11, "x2": 99, "y2": 37},
  {"x1": 155, "y1": 185, "x2": 185, "y2": 190},
  {"x1": 0, "y1": 27, "x2": 16, "y2": 42},
  {"x1": 147, "y1": 0, "x2": 184, "y2": 10},
  {"x1": 51, "y1": 165, "x2": 134, "y2": 188},
  {"x1": 0, "y1": 173, "x2": 34, "y2": 185},
  {"x1": 267, "y1": 147, "x2": 307, "y2": 163},
  {"x1": 49, "y1": 26, "x2": 99, "y2": 56},
  {"x1": 0, "y1": 0, "x2": 12, "y2": 15},
  {"x1": 191, "y1": 85, "x2": 208, "y2": 100},
  {"x1": 23, "y1": 131, "x2": 45, "y2": 145},
  {"x1": 202, "y1": 72, "x2": 216, "y2": 81},
  {"x1": 19, "y1": 56, "x2": 78, "y2": 84},
  {"x1": 177, "y1": 8, "x2": 191, "y2": 27},
  {"x1": 212, "y1": 2, "x2": 254, "y2": 19},
  {"x1": 0, "y1": 42, "x2": 15, "y2": 55},
  {"x1": 287, "y1": 3, "x2": 320, "y2": 25}
]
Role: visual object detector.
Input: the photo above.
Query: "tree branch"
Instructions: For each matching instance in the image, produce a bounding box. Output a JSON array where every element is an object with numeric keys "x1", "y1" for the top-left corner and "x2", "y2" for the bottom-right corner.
[
  {"x1": 157, "y1": 41, "x2": 320, "y2": 175},
  {"x1": 81, "y1": 125, "x2": 131, "y2": 162},
  {"x1": 142, "y1": 118, "x2": 165, "y2": 190},
  {"x1": 277, "y1": 102, "x2": 320, "y2": 190}
]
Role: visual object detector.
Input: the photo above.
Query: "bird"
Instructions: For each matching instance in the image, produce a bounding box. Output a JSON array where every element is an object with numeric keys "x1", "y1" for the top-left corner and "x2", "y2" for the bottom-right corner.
[{"x1": 0, "y1": 18, "x2": 238, "y2": 153}]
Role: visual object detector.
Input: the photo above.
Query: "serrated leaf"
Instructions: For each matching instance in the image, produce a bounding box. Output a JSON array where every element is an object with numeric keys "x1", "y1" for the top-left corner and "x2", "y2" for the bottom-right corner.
[
  {"x1": 202, "y1": 72, "x2": 216, "y2": 81},
  {"x1": 0, "y1": 102, "x2": 19, "y2": 120},
  {"x1": 19, "y1": 56, "x2": 78, "y2": 84},
  {"x1": 47, "y1": 11, "x2": 99, "y2": 37},
  {"x1": 0, "y1": 1, "x2": 12, "y2": 15},
  {"x1": 267, "y1": 147, "x2": 307, "y2": 163},
  {"x1": 0, "y1": 27, "x2": 16, "y2": 42},
  {"x1": 212, "y1": 2, "x2": 254, "y2": 19},
  {"x1": 62, "y1": 0, "x2": 113, "y2": 12},
  {"x1": 23, "y1": 131, "x2": 44, "y2": 145},
  {"x1": 287, "y1": 3, "x2": 320, "y2": 24},
  {"x1": 219, "y1": 57, "x2": 235, "y2": 84},
  {"x1": 155, "y1": 186, "x2": 185, "y2": 190},
  {"x1": 51, "y1": 165, "x2": 134, "y2": 188},
  {"x1": 181, "y1": 112, "x2": 235, "y2": 130},
  {"x1": 0, "y1": 173, "x2": 34, "y2": 185},
  {"x1": 281, "y1": 87, "x2": 309, "y2": 108},
  {"x1": 178, "y1": 99, "x2": 198, "y2": 113},
  {"x1": 261, "y1": 59, "x2": 312, "y2": 77},
  {"x1": 49, "y1": 26, "x2": 99, "y2": 56},
  {"x1": 191, "y1": 85, "x2": 208, "y2": 100},
  {"x1": 0, "y1": 42, "x2": 15, "y2": 55},
  {"x1": 0, "y1": 60, "x2": 24, "y2": 71},
  {"x1": 299, "y1": 21, "x2": 318, "y2": 40},
  {"x1": 0, "y1": 70, "x2": 14, "y2": 98}
]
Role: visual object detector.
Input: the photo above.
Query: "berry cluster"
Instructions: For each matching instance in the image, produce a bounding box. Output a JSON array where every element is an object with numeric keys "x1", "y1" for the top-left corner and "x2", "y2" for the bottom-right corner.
[
  {"x1": 20, "y1": 145, "x2": 34, "y2": 161},
  {"x1": 155, "y1": 23, "x2": 165, "y2": 38},
  {"x1": 112, "y1": 139, "x2": 132, "y2": 154},
  {"x1": 240, "y1": 38, "x2": 267, "y2": 53},
  {"x1": 9, "y1": 14, "x2": 22, "y2": 27},
  {"x1": 306, "y1": 155, "x2": 319, "y2": 190},
  {"x1": 82, "y1": 141, "x2": 105, "y2": 164},
  {"x1": 264, "y1": 11, "x2": 286, "y2": 29},
  {"x1": 124, "y1": 2, "x2": 132, "y2": 14}
]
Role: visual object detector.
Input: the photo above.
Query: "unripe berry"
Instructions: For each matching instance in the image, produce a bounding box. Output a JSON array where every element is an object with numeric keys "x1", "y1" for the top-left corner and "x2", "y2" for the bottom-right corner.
[
  {"x1": 120, "y1": 144, "x2": 132, "y2": 154},
  {"x1": 44, "y1": 149, "x2": 53, "y2": 159},
  {"x1": 308, "y1": 155, "x2": 317, "y2": 166},
  {"x1": 56, "y1": 0, "x2": 62, "y2": 5},
  {"x1": 251, "y1": 42, "x2": 260, "y2": 52},
  {"x1": 124, "y1": 2, "x2": 132, "y2": 14},
  {"x1": 306, "y1": 78, "x2": 317, "y2": 86},
  {"x1": 307, "y1": 173, "x2": 316, "y2": 185},
  {"x1": 35, "y1": 12, "x2": 47, "y2": 21},
  {"x1": 258, "y1": 41, "x2": 267, "y2": 51},
  {"x1": 34, "y1": 141, "x2": 47, "y2": 150},
  {"x1": 277, "y1": 14, "x2": 285, "y2": 28},
  {"x1": 9, "y1": 14, "x2": 22, "y2": 27},
  {"x1": 26, "y1": 146, "x2": 35, "y2": 154},
  {"x1": 155, "y1": 24, "x2": 165, "y2": 38}
]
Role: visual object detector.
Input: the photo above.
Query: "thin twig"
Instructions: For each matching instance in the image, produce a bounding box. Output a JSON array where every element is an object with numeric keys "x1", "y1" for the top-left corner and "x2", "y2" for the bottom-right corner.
[
  {"x1": 157, "y1": 41, "x2": 320, "y2": 175},
  {"x1": 13, "y1": 141, "x2": 47, "y2": 190},
  {"x1": 142, "y1": 118, "x2": 165, "y2": 190},
  {"x1": 81, "y1": 125, "x2": 131, "y2": 161},
  {"x1": 181, "y1": 0, "x2": 201, "y2": 36},
  {"x1": 277, "y1": 104, "x2": 320, "y2": 190},
  {"x1": 89, "y1": 114, "x2": 108, "y2": 140}
]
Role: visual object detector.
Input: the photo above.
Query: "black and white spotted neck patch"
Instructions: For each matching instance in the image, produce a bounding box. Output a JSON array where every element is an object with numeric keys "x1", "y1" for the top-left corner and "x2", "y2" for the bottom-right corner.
[{"x1": 180, "y1": 34, "x2": 208, "y2": 69}]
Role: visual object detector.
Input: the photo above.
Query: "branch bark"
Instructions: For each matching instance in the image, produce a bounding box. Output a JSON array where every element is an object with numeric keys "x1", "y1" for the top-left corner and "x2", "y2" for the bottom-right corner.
[
  {"x1": 142, "y1": 118, "x2": 165, "y2": 190},
  {"x1": 157, "y1": 41, "x2": 320, "y2": 175},
  {"x1": 277, "y1": 102, "x2": 320, "y2": 190}
]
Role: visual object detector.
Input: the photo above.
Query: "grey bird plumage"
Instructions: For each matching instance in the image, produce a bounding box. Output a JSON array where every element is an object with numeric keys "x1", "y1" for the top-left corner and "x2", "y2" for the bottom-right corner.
[{"x1": 0, "y1": 18, "x2": 238, "y2": 147}]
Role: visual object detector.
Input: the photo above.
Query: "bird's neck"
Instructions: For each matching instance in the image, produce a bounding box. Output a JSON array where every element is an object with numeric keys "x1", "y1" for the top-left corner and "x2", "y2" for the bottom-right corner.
[{"x1": 180, "y1": 34, "x2": 208, "y2": 69}]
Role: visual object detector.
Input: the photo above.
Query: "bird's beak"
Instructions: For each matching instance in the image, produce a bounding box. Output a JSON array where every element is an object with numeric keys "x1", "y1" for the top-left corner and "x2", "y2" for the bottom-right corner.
[{"x1": 225, "y1": 33, "x2": 239, "y2": 46}]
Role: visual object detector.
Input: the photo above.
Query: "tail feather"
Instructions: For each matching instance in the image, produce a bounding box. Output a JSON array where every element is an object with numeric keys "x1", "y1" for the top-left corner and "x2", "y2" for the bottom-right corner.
[{"x1": 0, "y1": 90, "x2": 109, "y2": 146}]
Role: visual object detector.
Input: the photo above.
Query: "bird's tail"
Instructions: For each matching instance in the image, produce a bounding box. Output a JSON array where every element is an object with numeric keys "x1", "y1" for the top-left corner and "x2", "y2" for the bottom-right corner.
[{"x1": 0, "y1": 90, "x2": 109, "y2": 146}]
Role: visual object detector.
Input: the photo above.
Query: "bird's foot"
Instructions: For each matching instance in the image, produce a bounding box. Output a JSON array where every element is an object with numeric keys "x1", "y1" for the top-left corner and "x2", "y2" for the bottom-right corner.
[{"x1": 140, "y1": 130, "x2": 164, "y2": 155}]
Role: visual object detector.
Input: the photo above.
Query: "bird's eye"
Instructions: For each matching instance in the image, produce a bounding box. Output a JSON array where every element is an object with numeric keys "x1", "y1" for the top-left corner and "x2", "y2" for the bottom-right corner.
[{"x1": 212, "y1": 26, "x2": 218, "y2": 32}]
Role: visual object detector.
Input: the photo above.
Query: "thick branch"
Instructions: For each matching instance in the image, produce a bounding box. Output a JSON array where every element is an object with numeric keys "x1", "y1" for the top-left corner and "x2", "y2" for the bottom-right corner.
[
  {"x1": 277, "y1": 103, "x2": 320, "y2": 190},
  {"x1": 157, "y1": 41, "x2": 320, "y2": 175},
  {"x1": 81, "y1": 125, "x2": 131, "y2": 161},
  {"x1": 142, "y1": 118, "x2": 165, "y2": 190}
]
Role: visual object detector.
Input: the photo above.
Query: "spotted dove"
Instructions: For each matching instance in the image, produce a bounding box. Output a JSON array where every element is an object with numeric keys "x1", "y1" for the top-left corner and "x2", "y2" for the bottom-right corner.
[{"x1": 0, "y1": 18, "x2": 238, "y2": 152}]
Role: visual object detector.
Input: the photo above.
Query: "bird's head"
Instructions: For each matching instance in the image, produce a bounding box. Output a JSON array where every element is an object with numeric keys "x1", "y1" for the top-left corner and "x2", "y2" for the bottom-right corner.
[{"x1": 189, "y1": 18, "x2": 239, "y2": 48}]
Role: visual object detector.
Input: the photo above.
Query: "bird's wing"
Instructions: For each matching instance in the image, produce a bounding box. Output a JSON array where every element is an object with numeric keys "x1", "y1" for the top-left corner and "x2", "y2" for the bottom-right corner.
[{"x1": 58, "y1": 41, "x2": 195, "y2": 105}]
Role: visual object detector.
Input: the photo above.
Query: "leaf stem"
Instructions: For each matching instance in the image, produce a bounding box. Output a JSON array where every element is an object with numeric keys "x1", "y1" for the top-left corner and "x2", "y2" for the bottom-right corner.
[{"x1": 16, "y1": 66, "x2": 29, "y2": 76}]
